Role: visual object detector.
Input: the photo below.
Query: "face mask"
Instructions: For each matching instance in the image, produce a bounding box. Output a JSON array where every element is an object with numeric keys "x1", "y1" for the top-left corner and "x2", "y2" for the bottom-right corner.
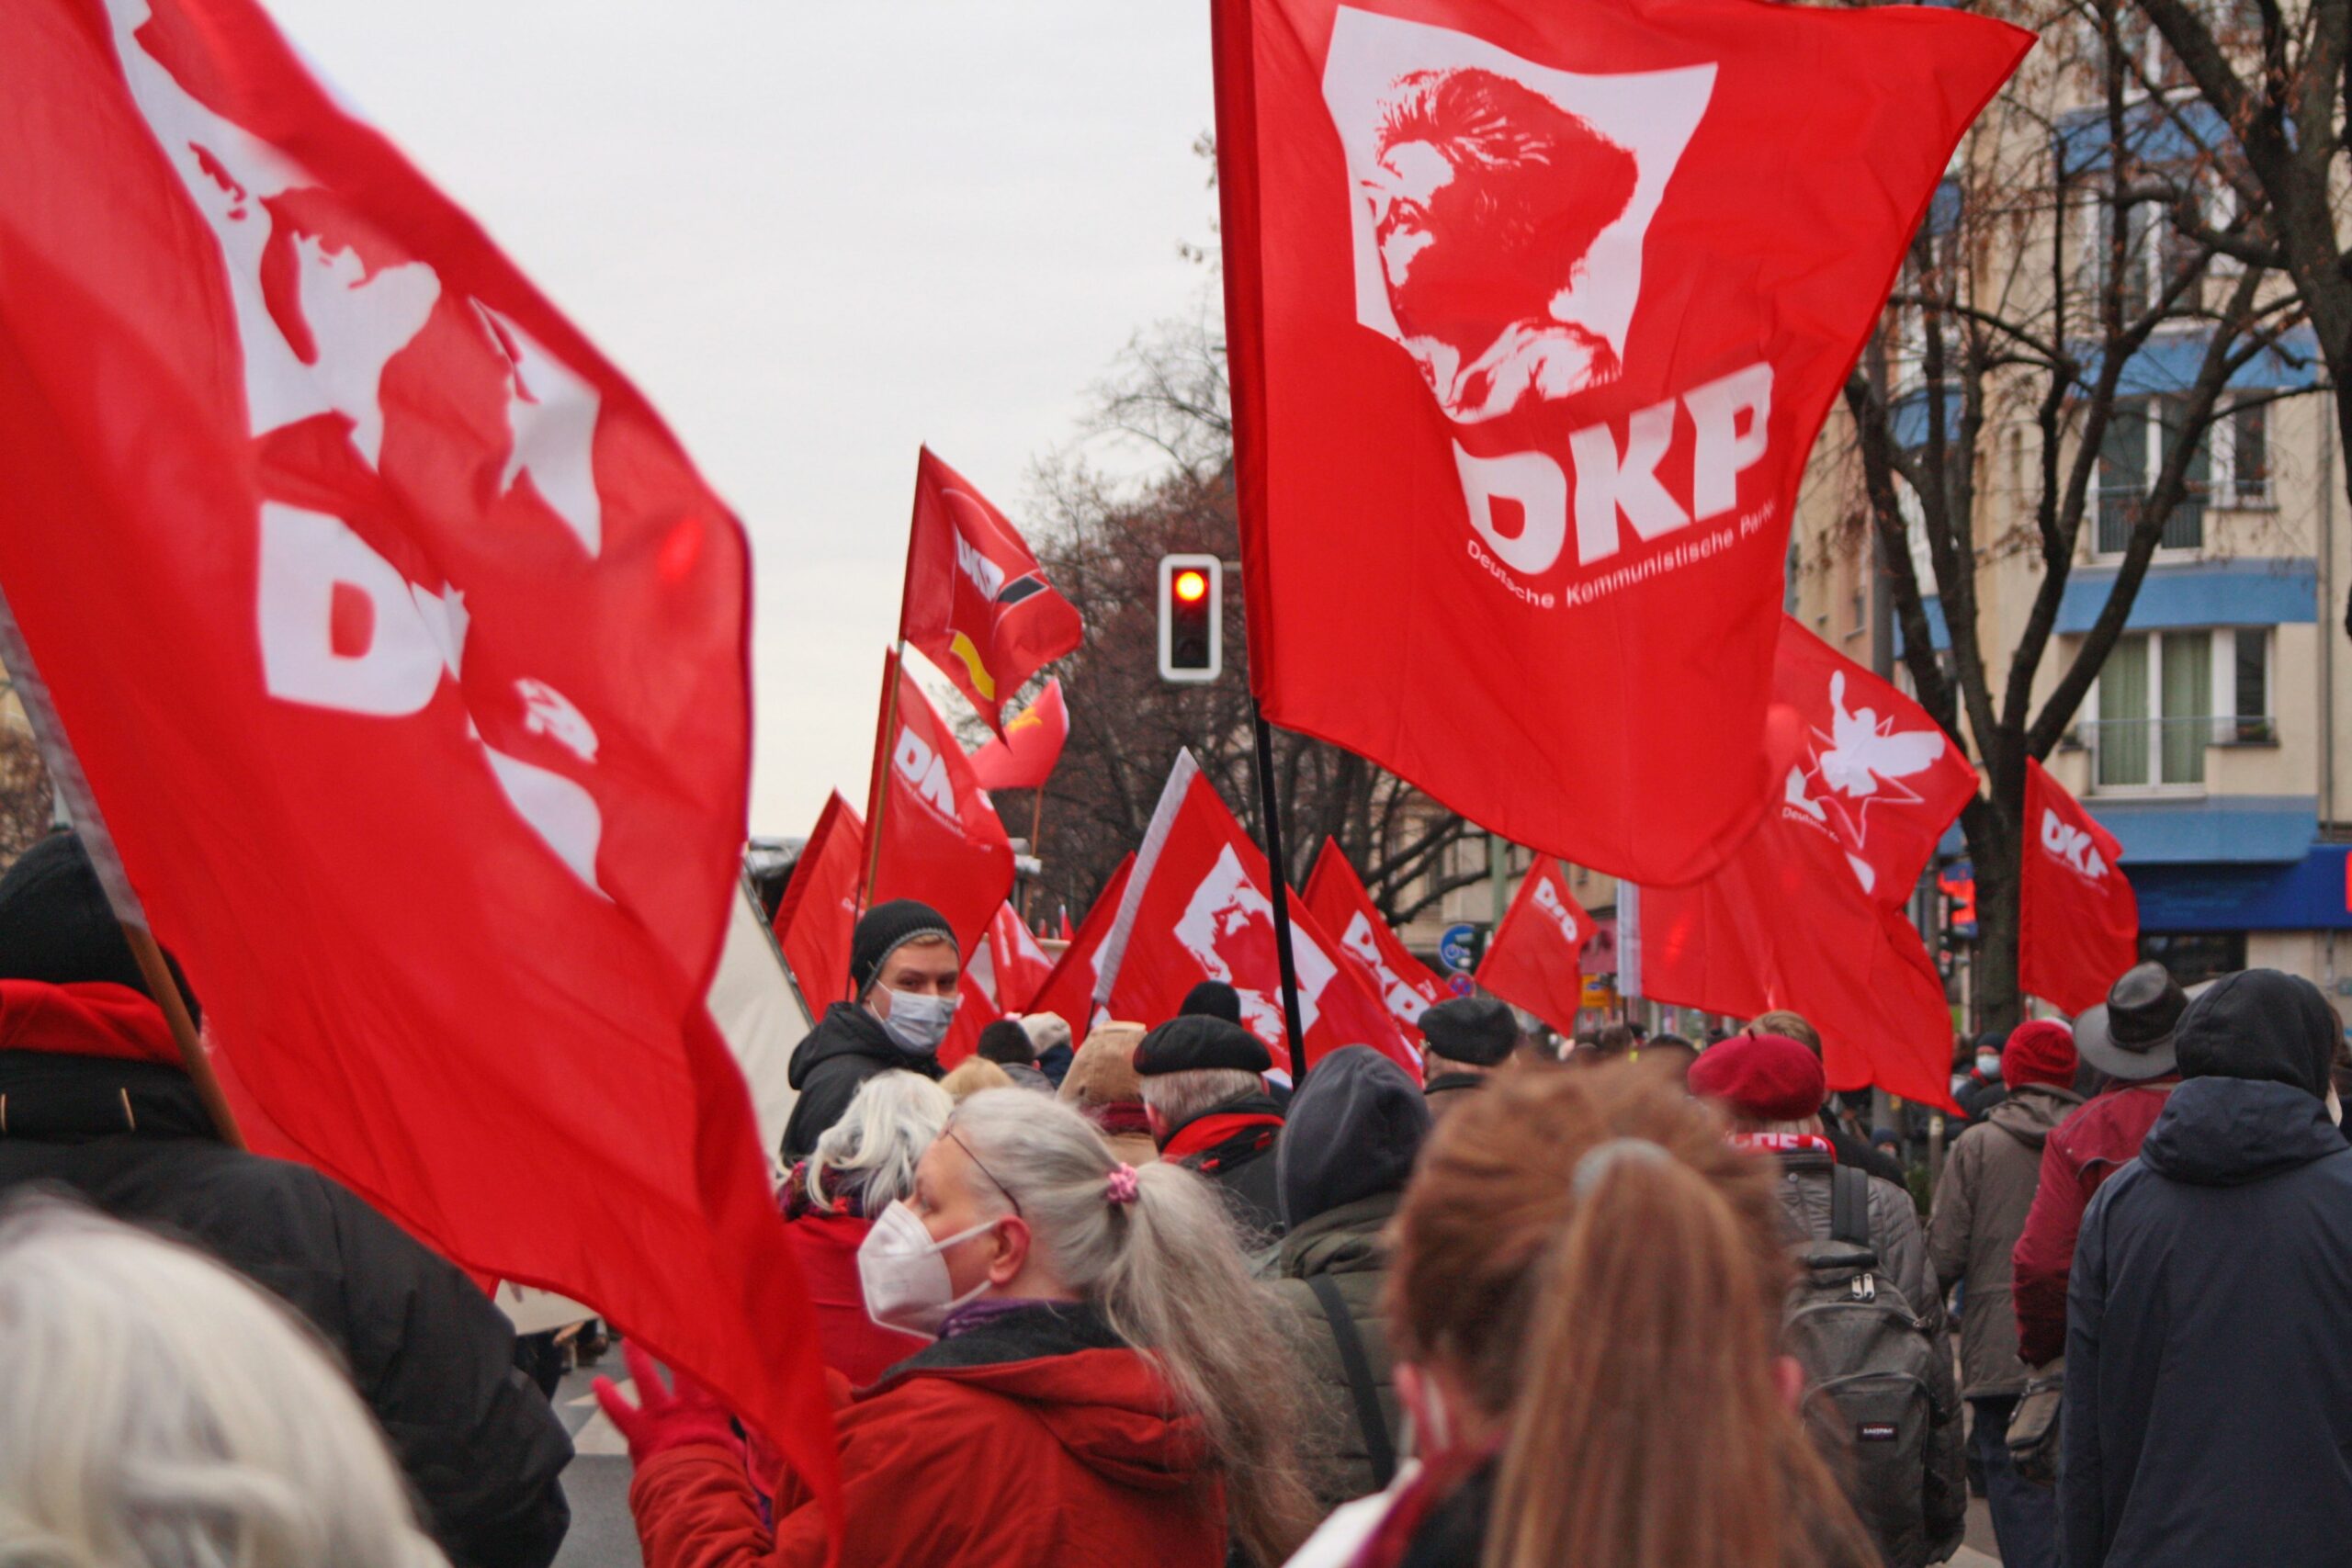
[
  {"x1": 1976, "y1": 1053, "x2": 2003, "y2": 1081},
  {"x1": 856, "y1": 1200, "x2": 995, "y2": 1337},
  {"x1": 875, "y1": 987, "x2": 958, "y2": 1054}
]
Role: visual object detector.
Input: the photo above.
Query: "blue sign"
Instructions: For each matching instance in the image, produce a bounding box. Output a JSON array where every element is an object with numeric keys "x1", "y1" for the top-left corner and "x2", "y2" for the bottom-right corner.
[{"x1": 1439, "y1": 923, "x2": 1479, "y2": 973}]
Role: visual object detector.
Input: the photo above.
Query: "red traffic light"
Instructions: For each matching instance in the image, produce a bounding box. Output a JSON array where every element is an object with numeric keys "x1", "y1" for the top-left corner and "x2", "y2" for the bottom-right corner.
[{"x1": 1173, "y1": 569, "x2": 1209, "y2": 604}]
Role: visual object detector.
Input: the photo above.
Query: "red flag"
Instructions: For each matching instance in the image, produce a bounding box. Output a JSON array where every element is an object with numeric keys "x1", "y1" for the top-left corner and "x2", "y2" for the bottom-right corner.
[
  {"x1": 0, "y1": 0, "x2": 840, "y2": 1525},
  {"x1": 1095, "y1": 753, "x2": 1414, "y2": 1081},
  {"x1": 865, "y1": 653, "x2": 1016, "y2": 954},
  {"x1": 1633, "y1": 620, "x2": 1976, "y2": 1108},
  {"x1": 902, "y1": 450, "x2": 1083, "y2": 734},
  {"x1": 1060, "y1": 908, "x2": 1078, "y2": 943},
  {"x1": 1478, "y1": 857, "x2": 1594, "y2": 1037},
  {"x1": 1213, "y1": 0, "x2": 2029, "y2": 886},
  {"x1": 2020, "y1": 760, "x2": 2139, "y2": 1015},
  {"x1": 1302, "y1": 840, "x2": 1446, "y2": 1039},
  {"x1": 1029, "y1": 856, "x2": 1134, "y2": 1034},
  {"x1": 936, "y1": 974, "x2": 1002, "y2": 1071},
  {"x1": 981, "y1": 902, "x2": 1057, "y2": 1016},
  {"x1": 968, "y1": 678, "x2": 1072, "y2": 793},
  {"x1": 775, "y1": 794, "x2": 866, "y2": 1007}
]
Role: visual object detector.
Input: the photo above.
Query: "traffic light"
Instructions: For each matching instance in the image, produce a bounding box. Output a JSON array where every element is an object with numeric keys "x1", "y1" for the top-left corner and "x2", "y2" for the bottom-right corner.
[{"x1": 1158, "y1": 554, "x2": 1223, "y2": 683}]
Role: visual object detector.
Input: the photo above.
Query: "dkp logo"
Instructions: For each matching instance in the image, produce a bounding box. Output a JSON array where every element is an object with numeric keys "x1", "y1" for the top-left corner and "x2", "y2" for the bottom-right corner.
[
  {"x1": 1532, "y1": 878, "x2": 1582, "y2": 946},
  {"x1": 893, "y1": 727, "x2": 960, "y2": 822},
  {"x1": 2041, "y1": 809, "x2": 2109, "y2": 881}
]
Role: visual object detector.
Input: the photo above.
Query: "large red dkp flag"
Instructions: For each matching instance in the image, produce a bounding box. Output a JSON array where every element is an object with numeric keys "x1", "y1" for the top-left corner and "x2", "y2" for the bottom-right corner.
[
  {"x1": 1095, "y1": 752, "x2": 1414, "y2": 1080},
  {"x1": 2020, "y1": 760, "x2": 2139, "y2": 1016},
  {"x1": 0, "y1": 0, "x2": 839, "y2": 1521},
  {"x1": 902, "y1": 449, "x2": 1084, "y2": 735},
  {"x1": 775, "y1": 793, "x2": 866, "y2": 1006},
  {"x1": 1303, "y1": 839, "x2": 1446, "y2": 1040},
  {"x1": 866, "y1": 653, "x2": 1016, "y2": 954},
  {"x1": 1477, "y1": 856, "x2": 1594, "y2": 1037},
  {"x1": 1633, "y1": 619, "x2": 1974, "y2": 1108},
  {"x1": 1214, "y1": 0, "x2": 2029, "y2": 886}
]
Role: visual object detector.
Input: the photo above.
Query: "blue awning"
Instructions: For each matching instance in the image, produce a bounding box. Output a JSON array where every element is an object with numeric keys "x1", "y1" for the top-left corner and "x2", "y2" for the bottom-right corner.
[
  {"x1": 2053, "y1": 101, "x2": 2234, "y2": 177},
  {"x1": 2130, "y1": 843, "x2": 2352, "y2": 932},
  {"x1": 2092, "y1": 795, "x2": 2318, "y2": 865},
  {"x1": 2076, "y1": 329, "x2": 2324, "y2": 399},
  {"x1": 2055, "y1": 558, "x2": 2316, "y2": 632},
  {"x1": 1894, "y1": 595, "x2": 1952, "y2": 657}
]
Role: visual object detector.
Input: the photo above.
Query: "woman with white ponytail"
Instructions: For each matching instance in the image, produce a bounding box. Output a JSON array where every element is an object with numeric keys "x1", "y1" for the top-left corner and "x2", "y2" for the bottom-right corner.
[
  {"x1": 605, "y1": 1089, "x2": 1320, "y2": 1567},
  {"x1": 0, "y1": 1197, "x2": 448, "y2": 1568}
]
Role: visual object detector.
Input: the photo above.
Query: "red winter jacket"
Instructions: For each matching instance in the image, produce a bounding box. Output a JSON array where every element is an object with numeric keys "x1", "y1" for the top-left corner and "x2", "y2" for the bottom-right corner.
[
  {"x1": 629, "y1": 1302, "x2": 1226, "y2": 1568},
  {"x1": 2011, "y1": 1078, "x2": 2177, "y2": 1366},
  {"x1": 777, "y1": 1210, "x2": 927, "y2": 1388}
]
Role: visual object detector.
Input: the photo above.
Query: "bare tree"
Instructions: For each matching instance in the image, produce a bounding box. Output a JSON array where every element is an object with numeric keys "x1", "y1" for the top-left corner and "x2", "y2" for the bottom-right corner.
[
  {"x1": 1841, "y1": 0, "x2": 2317, "y2": 1029},
  {"x1": 0, "y1": 723, "x2": 51, "y2": 874}
]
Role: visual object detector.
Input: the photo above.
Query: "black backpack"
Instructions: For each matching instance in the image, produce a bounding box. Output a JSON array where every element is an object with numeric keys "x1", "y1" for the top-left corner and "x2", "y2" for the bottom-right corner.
[{"x1": 1781, "y1": 1165, "x2": 1954, "y2": 1568}]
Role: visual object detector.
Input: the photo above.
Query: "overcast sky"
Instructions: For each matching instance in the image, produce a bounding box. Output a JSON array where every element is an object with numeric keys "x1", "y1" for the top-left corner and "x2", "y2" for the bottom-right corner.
[{"x1": 266, "y1": 0, "x2": 1217, "y2": 839}]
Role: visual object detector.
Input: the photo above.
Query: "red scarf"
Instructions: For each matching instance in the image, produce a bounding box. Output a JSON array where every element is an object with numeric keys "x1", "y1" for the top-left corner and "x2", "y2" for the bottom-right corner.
[
  {"x1": 1732, "y1": 1131, "x2": 1838, "y2": 1161},
  {"x1": 0, "y1": 979, "x2": 178, "y2": 1066},
  {"x1": 1088, "y1": 1100, "x2": 1152, "y2": 1138},
  {"x1": 1160, "y1": 1110, "x2": 1283, "y2": 1167}
]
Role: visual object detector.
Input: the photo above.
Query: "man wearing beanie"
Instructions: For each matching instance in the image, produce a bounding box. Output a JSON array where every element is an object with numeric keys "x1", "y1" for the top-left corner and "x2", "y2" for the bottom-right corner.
[
  {"x1": 1928, "y1": 1020, "x2": 2080, "y2": 1568},
  {"x1": 1691, "y1": 1031, "x2": 1962, "y2": 1568},
  {"x1": 1265, "y1": 1046, "x2": 1430, "y2": 1508},
  {"x1": 0, "y1": 835, "x2": 572, "y2": 1568},
  {"x1": 1132, "y1": 1014, "x2": 1286, "y2": 1243},
  {"x1": 2063, "y1": 970, "x2": 2352, "y2": 1568},
  {"x1": 781, "y1": 899, "x2": 960, "y2": 1161},
  {"x1": 1417, "y1": 995, "x2": 1521, "y2": 1121}
]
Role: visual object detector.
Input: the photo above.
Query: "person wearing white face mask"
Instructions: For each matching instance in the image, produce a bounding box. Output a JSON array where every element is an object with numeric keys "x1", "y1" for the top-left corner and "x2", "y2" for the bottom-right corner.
[
  {"x1": 780, "y1": 900, "x2": 962, "y2": 1164},
  {"x1": 602, "y1": 1089, "x2": 1322, "y2": 1568}
]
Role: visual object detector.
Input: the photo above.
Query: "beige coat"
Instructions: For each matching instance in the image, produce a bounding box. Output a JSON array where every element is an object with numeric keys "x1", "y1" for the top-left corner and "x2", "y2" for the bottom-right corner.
[
  {"x1": 1928, "y1": 1083, "x2": 2082, "y2": 1398},
  {"x1": 1057, "y1": 1022, "x2": 1159, "y2": 1168}
]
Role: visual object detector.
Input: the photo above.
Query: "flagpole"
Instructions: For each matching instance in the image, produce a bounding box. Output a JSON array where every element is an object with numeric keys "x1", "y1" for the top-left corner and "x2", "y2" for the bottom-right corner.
[
  {"x1": 1021, "y1": 789, "x2": 1046, "y2": 926},
  {"x1": 855, "y1": 645, "x2": 906, "y2": 950},
  {"x1": 1250, "y1": 701, "x2": 1311, "y2": 1081}
]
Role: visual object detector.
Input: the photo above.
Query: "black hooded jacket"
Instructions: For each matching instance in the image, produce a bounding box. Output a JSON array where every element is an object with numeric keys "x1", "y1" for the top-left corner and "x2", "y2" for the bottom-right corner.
[
  {"x1": 0, "y1": 1050, "x2": 572, "y2": 1568},
  {"x1": 780, "y1": 1002, "x2": 944, "y2": 1162},
  {"x1": 2064, "y1": 1075, "x2": 2352, "y2": 1568}
]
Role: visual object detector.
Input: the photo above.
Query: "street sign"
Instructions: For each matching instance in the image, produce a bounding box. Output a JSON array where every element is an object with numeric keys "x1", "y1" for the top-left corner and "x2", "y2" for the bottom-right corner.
[
  {"x1": 1439, "y1": 922, "x2": 1478, "y2": 973},
  {"x1": 1448, "y1": 973, "x2": 1476, "y2": 998}
]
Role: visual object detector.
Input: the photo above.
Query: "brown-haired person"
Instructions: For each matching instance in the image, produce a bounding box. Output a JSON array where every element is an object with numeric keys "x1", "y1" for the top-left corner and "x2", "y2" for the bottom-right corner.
[{"x1": 1284, "y1": 1064, "x2": 1879, "y2": 1568}]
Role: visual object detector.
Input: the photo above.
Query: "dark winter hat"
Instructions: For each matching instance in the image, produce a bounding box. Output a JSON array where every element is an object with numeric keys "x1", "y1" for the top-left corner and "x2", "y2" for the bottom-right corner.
[
  {"x1": 1178, "y1": 980, "x2": 1243, "y2": 1025},
  {"x1": 1133, "y1": 1014, "x2": 1272, "y2": 1077},
  {"x1": 1419, "y1": 996, "x2": 1520, "y2": 1067},
  {"x1": 976, "y1": 1019, "x2": 1037, "y2": 1066},
  {"x1": 0, "y1": 833, "x2": 175, "y2": 1003},
  {"x1": 2002, "y1": 1020, "x2": 2079, "y2": 1093},
  {"x1": 849, "y1": 899, "x2": 956, "y2": 998},
  {"x1": 2073, "y1": 961, "x2": 2188, "y2": 1081},
  {"x1": 2175, "y1": 969, "x2": 2340, "y2": 1101},
  {"x1": 1278, "y1": 1045, "x2": 1431, "y2": 1228},
  {"x1": 1688, "y1": 1032, "x2": 1826, "y2": 1122}
]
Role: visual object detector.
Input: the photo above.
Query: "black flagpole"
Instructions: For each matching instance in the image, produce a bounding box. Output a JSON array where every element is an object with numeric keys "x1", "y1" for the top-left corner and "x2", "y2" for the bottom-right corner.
[{"x1": 1250, "y1": 700, "x2": 1311, "y2": 1082}]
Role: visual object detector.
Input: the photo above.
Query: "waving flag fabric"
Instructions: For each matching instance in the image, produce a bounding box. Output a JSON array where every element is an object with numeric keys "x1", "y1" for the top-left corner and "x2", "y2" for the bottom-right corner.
[
  {"x1": 1029, "y1": 856, "x2": 1134, "y2": 1035},
  {"x1": 968, "y1": 678, "x2": 1071, "y2": 794},
  {"x1": 1477, "y1": 856, "x2": 1594, "y2": 1037},
  {"x1": 865, "y1": 653, "x2": 1015, "y2": 954},
  {"x1": 2020, "y1": 760, "x2": 2140, "y2": 1015},
  {"x1": 902, "y1": 450, "x2": 1083, "y2": 735},
  {"x1": 0, "y1": 0, "x2": 839, "y2": 1525},
  {"x1": 775, "y1": 793, "x2": 866, "y2": 1006},
  {"x1": 1302, "y1": 839, "x2": 1445, "y2": 1039},
  {"x1": 1213, "y1": 0, "x2": 2030, "y2": 886}
]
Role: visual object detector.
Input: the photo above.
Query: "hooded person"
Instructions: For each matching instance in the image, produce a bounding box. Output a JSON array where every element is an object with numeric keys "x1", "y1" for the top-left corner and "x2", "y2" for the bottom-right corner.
[
  {"x1": 0, "y1": 834, "x2": 572, "y2": 1568},
  {"x1": 2011, "y1": 961, "x2": 2189, "y2": 1368},
  {"x1": 1417, "y1": 996, "x2": 1520, "y2": 1121},
  {"x1": 1264, "y1": 1046, "x2": 1430, "y2": 1512},
  {"x1": 2063, "y1": 970, "x2": 2352, "y2": 1568},
  {"x1": 1928, "y1": 1020, "x2": 2079, "y2": 1568},
  {"x1": 976, "y1": 1019, "x2": 1054, "y2": 1094},
  {"x1": 781, "y1": 901, "x2": 959, "y2": 1162},
  {"x1": 1134, "y1": 1016, "x2": 1286, "y2": 1245},
  {"x1": 1022, "y1": 1010, "x2": 1077, "y2": 1089},
  {"x1": 1057, "y1": 1021, "x2": 1158, "y2": 1169}
]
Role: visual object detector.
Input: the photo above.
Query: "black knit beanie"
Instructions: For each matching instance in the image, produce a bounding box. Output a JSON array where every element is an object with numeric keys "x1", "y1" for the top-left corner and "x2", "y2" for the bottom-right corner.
[
  {"x1": 849, "y1": 899, "x2": 956, "y2": 998},
  {"x1": 1179, "y1": 980, "x2": 1242, "y2": 1024},
  {"x1": 0, "y1": 832, "x2": 192, "y2": 1010}
]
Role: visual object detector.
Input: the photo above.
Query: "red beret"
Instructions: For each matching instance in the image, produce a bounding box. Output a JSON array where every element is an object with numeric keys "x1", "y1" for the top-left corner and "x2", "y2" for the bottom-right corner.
[
  {"x1": 2002, "y1": 1020, "x2": 2078, "y2": 1092},
  {"x1": 1689, "y1": 1032, "x2": 1826, "y2": 1122}
]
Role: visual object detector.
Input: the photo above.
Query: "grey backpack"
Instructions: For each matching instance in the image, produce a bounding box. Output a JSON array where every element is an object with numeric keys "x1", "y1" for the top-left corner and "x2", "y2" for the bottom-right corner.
[{"x1": 1782, "y1": 1165, "x2": 1951, "y2": 1568}]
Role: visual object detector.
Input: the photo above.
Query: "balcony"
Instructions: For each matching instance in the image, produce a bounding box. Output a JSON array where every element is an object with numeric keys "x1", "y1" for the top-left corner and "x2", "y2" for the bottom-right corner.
[
  {"x1": 2079, "y1": 714, "x2": 2275, "y2": 794},
  {"x1": 2096, "y1": 488, "x2": 2204, "y2": 556}
]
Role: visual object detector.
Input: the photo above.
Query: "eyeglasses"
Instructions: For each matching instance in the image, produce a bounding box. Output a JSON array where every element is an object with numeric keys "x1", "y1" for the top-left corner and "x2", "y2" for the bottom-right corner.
[{"x1": 944, "y1": 1129, "x2": 1023, "y2": 1218}]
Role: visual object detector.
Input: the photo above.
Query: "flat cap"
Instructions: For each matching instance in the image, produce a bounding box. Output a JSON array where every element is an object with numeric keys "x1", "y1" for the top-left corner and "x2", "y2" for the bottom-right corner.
[
  {"x1": 1419, "y1": 996, "x2": 1520, "y2": 1066},
  {"x1": 1133, "y1": 1014, "x2": 1272, "y2": 1077}
]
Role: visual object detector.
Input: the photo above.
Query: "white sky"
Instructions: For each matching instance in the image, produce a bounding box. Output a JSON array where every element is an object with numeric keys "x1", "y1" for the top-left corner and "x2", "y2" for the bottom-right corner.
[{"x1": 265, "y1": 0, "x2": 1217, "y2": 838}]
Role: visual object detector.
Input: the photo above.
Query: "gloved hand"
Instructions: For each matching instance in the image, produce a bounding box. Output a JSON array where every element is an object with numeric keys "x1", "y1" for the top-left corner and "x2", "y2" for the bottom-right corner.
[{"x1": 593, "y1": 1341, "x2": 741, "y2": 1466}]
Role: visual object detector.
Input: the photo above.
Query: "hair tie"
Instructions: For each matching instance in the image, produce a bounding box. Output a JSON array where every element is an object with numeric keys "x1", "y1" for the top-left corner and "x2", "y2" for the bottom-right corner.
[
  {"x1": 1104, "y1": 1163, "x2": 1141, "y2": 1207},
  {"x1": 1571, "y1": 1137, "x2": 1672, "y2": 1199}
]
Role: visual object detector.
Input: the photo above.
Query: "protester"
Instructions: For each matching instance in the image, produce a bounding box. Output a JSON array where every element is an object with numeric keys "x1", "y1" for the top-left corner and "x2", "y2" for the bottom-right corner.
[
  {"x1": 1022, "y1": 1010, "x2": 1077, "y2": 1088},
  {"x1": 1416, "y1": 994, "x2": 1519, "y2": 1121},
  {"x1": 941, "y1": 1055, "x2": 1015, "y2": 1100},
  {"x1": 0, "y1": 1199, "x2": 451, "y2": 1568},
  {"x1": 1181, "y1": 979, "x2": 1244, "y2": 1023},
  {"x1": 0, "y1": 833, "x2": 571, "y2": 1568},
  {"x1": 1286, "y1": 1065, "x2": 1879, "y2": 1568},
  {"x1": 2012, "y1": 961, "x2": 2187, "y2": 1368},
  {"x1": 1691, "y1": 1031, "x2": 1963, "y2": 1568},
  {"x1": 977, "y1": 1018, "x2": 1055, "y2": 1092},
  {"x1": 1057, "y1": 1020, "x2": 1158, "y2": 1168},
  {"x1": 781, "y1": 900, "x2": 958, "y2": 1161},
  {"x1": 1265, "y1": 1047, "x2": 1430, "y2": 1510},
  {"x1": 1953, "y1": 1032, "x2": 2008, "y2": 1122},
  {"x1": 1745, "y1": 1009, "x2": 1908, "y2": 1185},
  {"x1": 1636, "y1": 1031, "x2": 1701, "y2": 1089},
  {"x1": 2063, "y1": 970, "x2": 2352, "y2": 1567},
  {"x1": 604, "y1": 1089, "x2": 1320, "y2": 1567},
  {"x1": 1928, "y1": 1020, "x2": 2080, "y2": 1568},
  {"x1": 777, "y1": 1070, "x2": 953, "y2": 1385},
  {"x1": 1135, "y1": 1015, "x2": 1288, "y2": 1242},
  {"x1": 1569, "y1": 1020, "x2": 1637, "y2": 1067}
]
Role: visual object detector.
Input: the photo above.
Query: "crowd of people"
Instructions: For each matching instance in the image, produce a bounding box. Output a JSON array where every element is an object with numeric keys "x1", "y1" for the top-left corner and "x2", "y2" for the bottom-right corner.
[{"x1": 3, "y1": 838, "x2": 2350, "y2": 1566}]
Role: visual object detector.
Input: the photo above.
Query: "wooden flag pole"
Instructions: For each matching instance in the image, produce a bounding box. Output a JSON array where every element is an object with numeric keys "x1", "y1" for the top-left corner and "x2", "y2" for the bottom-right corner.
[{"x1": 122, "y1": 918, "x2": 245, "y2": 1150}]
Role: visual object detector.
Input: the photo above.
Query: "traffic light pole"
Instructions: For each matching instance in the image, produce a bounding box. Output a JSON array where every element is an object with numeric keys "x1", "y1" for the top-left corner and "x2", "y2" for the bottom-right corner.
[{"x1": 1250, "y1": 701, "x2": 1312, "y2": 1083}]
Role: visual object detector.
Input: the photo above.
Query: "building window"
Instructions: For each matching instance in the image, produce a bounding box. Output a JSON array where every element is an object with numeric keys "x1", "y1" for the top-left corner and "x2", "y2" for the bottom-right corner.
[
  {"x1": 2214, "y1": 401, "x2": 2270, "y2": 508},
  {"x1": 2230, "y1": 626, "x2": 2274, "y2": 743},
  {"x1": 2142, "y1": 931, "x2": 2245, "y2": 987},
  {"x1": 1785, "y1": 538, "x2": 1802, "y2": 615},
  {"x1": 2098, "y1": 397, "x2": 2207, "y2": 555},
  {"x1": 2093, "y1": 629, "x2": 2211, "y2": 789}
]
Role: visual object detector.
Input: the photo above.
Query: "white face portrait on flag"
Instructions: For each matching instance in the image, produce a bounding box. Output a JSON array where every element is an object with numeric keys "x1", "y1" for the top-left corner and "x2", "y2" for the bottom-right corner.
[{"x1": 1174, "y1": 845, "x2": 1338, "y2": 1049}]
